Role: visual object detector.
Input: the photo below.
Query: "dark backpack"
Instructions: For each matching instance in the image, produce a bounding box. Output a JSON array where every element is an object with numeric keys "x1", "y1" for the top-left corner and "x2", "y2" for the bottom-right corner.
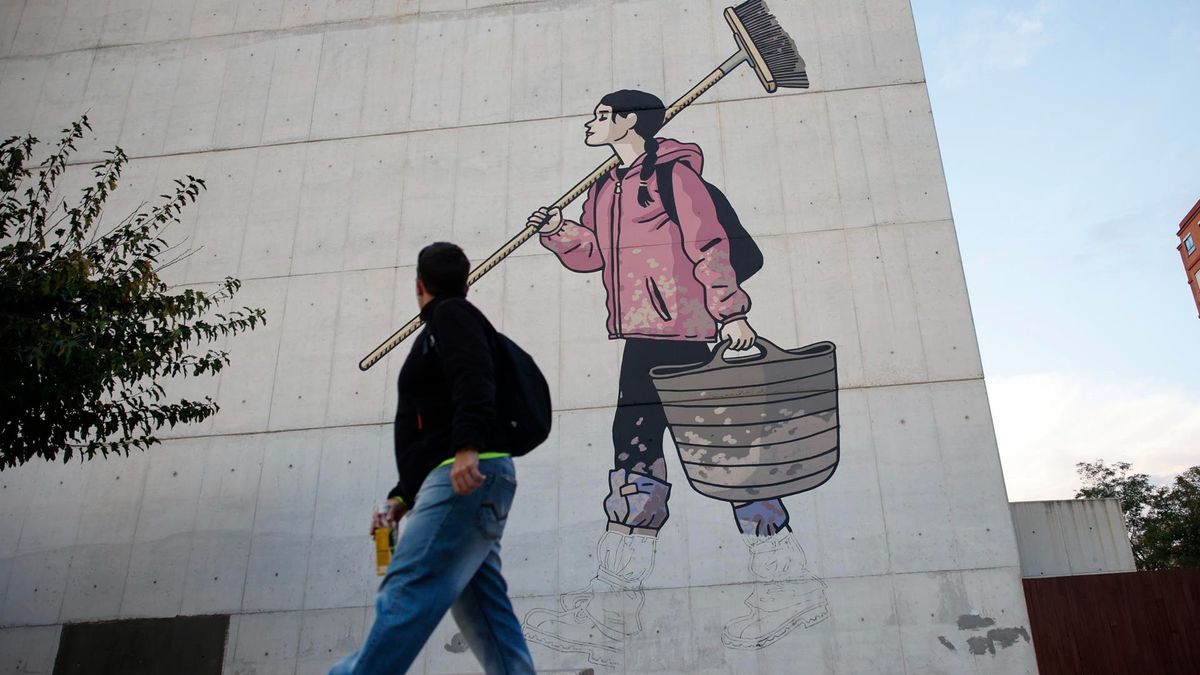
[
  {"x1": 596, "y1": 161, "x2": 764, "y2": 284},
  {"x1": 655, "y1": 160, "x2": 763, "y2": 284},
  {"x1": 492, "y1": 333, "x2": 552, "y2": 456}
]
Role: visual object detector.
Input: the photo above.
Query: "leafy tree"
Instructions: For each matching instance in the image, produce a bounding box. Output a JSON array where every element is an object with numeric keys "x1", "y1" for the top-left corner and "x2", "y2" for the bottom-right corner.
[
  {"x1": 1075, "y1": 460, "x2": 1158, "y2": 561},
  {"x1": 1076, "y1": 460, "x2": 1200, "y2": 570},
  {"x1": 1145, "y1": 467, "x2": 1200, "y2": 569},
  {"x1": 0, "y1": 117, "x2": 265, "y2": 469}
]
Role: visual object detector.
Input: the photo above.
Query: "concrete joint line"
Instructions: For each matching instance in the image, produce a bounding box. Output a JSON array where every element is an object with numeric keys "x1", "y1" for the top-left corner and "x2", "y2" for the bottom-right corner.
[
  {"x1": 39, "y1": 81, "x2": 929, "y2": 171},
  {"x1": 147, "y1": 374, "x2": 987, "y2": 445}
]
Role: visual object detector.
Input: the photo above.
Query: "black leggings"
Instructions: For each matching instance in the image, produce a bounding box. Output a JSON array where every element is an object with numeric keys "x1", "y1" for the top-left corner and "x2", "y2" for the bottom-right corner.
[{"x1": 612, "y1": 338, "x2": 712, "y2": 480}]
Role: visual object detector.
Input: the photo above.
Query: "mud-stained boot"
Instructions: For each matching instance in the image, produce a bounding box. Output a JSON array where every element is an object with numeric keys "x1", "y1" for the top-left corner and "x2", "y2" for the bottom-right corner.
[
  {"x1": 601, "y1": 468, "x2": 672, "y2": 535},
  {"x1": 522, "y1": 471, "x2": 668, "y2": 667},
  {"x1": 722, "y1": 531, "x2": 829, "y2": 650}
]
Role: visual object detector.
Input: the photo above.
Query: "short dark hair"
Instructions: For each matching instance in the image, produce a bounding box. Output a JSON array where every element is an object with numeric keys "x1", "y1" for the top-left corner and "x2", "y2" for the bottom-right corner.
[{"x1": 417, "y1": 242, "x2": 469, "y2": 297}]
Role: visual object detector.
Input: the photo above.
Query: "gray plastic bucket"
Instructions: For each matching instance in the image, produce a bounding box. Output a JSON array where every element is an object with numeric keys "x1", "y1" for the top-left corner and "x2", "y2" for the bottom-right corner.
[{"x1": 650, "y1": 339, "x2": 839, "y2": 502}]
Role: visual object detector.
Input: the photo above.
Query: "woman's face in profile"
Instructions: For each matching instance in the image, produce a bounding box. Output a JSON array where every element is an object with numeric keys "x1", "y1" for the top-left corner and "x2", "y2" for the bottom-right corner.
[{"x1": 585, "y1": 104, "x2": 636, "y2": 147}]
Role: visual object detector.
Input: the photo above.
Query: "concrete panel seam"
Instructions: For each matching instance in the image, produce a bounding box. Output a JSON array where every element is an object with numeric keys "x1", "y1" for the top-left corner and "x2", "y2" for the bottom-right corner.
[
  {"x1": 864, "y1": 388, "x2": 898, "y2": 580},
  {"x1": 2, "y1": 0, "x2": 597, "y2": 63},
  {"x1": 145, "y1": 375, "x2": 990, "y2": 445},
  {"x1": 1, "y1": 0, "x2": 29, "y2": 60},
  {"x1": 166, "y1": 218, "x2": 959, "y2": 288},
  {"x1": 922, "y1": 374, "x2": 963, "y2": 572},
  {"x1": 263, "y1": 142, "x2": 318, "y2": 431},
  {"x1": 0, "y1": 562, "x2": 1029, "y2": 629},
  {"x1": 111, "y1": 460, "x2": 156, "y2": 620},
  {"x1": 31, "y1": 81, "x2": 931, "y2": 170},
  {"x1": 236, "y1": 434, "x2": 270, "y2": 614},
  {"x1": 295, "y1": 441, "x2": 325, "y2": 611}
]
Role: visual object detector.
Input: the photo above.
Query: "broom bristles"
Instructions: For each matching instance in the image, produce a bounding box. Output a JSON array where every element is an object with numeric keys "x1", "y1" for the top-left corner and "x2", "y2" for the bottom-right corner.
[{"x1": 732, "y1": 0, "x2": 809, "y2": 89}]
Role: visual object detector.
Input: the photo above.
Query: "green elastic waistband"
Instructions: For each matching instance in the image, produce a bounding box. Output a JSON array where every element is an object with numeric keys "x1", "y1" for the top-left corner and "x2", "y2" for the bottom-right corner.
[{"x1": 435, "y1": 452, "x2": 511, "y2": 469}]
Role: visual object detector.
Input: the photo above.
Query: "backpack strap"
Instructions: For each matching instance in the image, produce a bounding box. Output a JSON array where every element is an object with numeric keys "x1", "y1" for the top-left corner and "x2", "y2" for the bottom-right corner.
[
  {"x1": 653, "y1": 160, "x2": 763, "y2": 284},
  {"x1": 655, "y1": 160, "x2": 679, "y2": 224}
]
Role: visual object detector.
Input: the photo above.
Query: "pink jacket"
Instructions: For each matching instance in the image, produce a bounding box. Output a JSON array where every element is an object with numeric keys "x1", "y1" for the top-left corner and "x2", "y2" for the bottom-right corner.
[{"x1": 540, "y1": 139, "x2": 750, "y2": 341}]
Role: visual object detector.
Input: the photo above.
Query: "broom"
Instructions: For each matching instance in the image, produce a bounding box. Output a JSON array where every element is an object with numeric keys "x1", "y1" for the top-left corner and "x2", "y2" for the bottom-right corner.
[{"x1": 359, "y1": 0, "x2": 808, "y2": 371}]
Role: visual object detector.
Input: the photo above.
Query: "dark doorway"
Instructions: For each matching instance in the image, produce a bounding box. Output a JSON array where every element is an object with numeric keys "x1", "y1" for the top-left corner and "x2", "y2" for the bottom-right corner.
[{"x1": 53, "y1": 615, "x2": 229, "y2": 675}]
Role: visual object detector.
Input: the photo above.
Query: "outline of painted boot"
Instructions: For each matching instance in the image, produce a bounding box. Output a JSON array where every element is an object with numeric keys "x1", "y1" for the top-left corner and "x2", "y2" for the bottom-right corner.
[
  {"x1": 523, "y1": 530, "x2": 657, "y2": 667},
  {"x1": 522, "y1": 471, "x2": 668, "y2": 667},
  {"x1": 722, "y1": 531, "x2": 829, "y2": 650}
]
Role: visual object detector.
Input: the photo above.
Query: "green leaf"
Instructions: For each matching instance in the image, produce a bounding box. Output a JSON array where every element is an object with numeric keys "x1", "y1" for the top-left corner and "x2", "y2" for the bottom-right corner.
[{"x1": 0, "y1": 116, "x2": 264, "y2": 470}]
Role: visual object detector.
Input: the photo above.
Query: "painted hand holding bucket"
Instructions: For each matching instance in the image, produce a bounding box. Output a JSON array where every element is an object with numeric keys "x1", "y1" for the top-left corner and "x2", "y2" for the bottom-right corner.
[{"x1": 651, "y1": 339, "x2": 839, "y2": 502}]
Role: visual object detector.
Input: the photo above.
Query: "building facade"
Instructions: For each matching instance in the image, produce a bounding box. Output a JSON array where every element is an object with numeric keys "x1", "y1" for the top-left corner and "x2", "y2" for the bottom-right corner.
[
  {"x1": 0, "y1": 1, "x2": 1039, "y2": 673},
  {"x1": 1178, "y1": 198, "x2": 1200, "y2": 318}
]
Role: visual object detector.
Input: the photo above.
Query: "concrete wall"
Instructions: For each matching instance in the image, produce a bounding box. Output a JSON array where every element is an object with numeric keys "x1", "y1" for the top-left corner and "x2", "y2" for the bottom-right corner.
[
  {"x1": 0, "y1": 1, "x2": 1039, "y2": 673},
  {"x1": 1010, "y1": 499, "x2": 1137, "y2": 579}
]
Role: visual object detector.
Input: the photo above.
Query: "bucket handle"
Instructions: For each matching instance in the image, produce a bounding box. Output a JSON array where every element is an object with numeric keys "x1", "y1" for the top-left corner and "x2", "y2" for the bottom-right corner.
[
  {"x1": 649, "y1": 339, "x2": 836, "y2": 379},
  {"x1": 710, "y1": 336, "x2": 792, "y2": 365}
]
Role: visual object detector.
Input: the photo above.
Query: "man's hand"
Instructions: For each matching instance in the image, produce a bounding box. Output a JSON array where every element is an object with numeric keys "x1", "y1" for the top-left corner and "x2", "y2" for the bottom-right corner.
[
  {"x1": 450, "y1": 446, "x2": 486, "y2": 496},
  {"x1": 369, "y1": 499, "x2": 408, "y2": 535},
  {"x1": 528, "y1": 207, "x2": 562, "y2": 234},
  {"x1": 720, "y1": 318, "x2": 757, "y2": 350}
]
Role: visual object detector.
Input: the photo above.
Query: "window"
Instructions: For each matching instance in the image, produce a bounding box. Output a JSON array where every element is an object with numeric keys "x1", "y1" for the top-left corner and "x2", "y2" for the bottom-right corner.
[{"x1": 1186, "y1": 233, "x2": 1197, "y2": 255}]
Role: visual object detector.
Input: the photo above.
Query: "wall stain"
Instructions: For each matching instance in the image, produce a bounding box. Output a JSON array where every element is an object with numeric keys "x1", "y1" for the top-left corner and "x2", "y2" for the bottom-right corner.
[
  {"x1": 987, "y1": 627, "x2": 1031, "y2": 649},
  {"x1": 935, "y1": 577, "x2": 969, "y2": 622},
  {"x1": 967, "y1": 635, "x2": 995, "y2": 656},
  {"x1": 957, "y1": 614, "x2": 996, "y2": 631},
  {"x1": 944, "y1": 614, "x2": 1031, "y2": 656}
]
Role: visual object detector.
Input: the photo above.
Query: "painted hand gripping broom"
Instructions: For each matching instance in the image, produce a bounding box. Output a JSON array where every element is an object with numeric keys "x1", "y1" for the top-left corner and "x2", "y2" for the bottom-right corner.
[{"x1": 358, "y1": 0, "x2": 809, "y2": 371}]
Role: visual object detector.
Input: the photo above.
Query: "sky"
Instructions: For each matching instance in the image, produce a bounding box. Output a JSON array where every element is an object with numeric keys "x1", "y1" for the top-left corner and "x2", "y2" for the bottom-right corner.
[{"x1": 909, "y1": 0, "x2": 1200, "y2": 500}]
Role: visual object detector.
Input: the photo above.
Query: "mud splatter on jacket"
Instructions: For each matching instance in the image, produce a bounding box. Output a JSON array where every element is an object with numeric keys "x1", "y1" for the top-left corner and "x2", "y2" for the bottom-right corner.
[{"x1": 539, "y1": 138, "x2": 750, "y2": 341}]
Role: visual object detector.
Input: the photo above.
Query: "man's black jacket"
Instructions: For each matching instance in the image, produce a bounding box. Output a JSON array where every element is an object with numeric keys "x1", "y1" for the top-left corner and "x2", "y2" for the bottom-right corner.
[{"x1": 389, "y1": 295, "x2": 500, "y2": 506}]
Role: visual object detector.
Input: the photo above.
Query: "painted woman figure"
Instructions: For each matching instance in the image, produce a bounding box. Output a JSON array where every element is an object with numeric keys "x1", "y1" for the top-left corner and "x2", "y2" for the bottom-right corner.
[{"x1": 521, "y1": 90, "x2": 827, "y2": 664}]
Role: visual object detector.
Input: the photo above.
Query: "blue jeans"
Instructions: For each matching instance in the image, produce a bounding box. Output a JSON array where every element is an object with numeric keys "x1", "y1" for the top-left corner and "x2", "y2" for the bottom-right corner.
[{"x1": 330, "y1": 457, "x2": 535, "y2": 675}]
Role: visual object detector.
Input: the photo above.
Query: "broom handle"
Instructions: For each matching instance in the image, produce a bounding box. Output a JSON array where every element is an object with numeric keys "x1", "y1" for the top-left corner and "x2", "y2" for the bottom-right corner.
[{"x1": 359, "y1": 49, "x2": 750, "y2": 371}]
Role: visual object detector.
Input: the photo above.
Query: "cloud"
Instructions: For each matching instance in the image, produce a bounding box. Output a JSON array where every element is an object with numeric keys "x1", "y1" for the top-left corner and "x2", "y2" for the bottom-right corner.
[
  {"x1": 933, "y1": 3, "x2": 1052, "y2": 85},
  {"x1": 988, "y1": 372, "x2": 1200, "y2": 502}
]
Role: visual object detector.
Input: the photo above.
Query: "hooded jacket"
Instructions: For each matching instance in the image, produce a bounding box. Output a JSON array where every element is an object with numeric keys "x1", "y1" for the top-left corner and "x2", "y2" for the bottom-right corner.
[
  {"x1": 388, "y1": 295, "x2": 499, "y2": 506},
  {"x1": 539, "y1": 138, "x2": 750, "y2": 341}
]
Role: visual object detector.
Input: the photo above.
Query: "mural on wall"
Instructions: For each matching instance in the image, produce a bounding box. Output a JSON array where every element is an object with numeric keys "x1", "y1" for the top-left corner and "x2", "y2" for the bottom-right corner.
[
  {"x1": 357, "y1": 0, "x2": 810, "y2": 370},
  {"x1": 358, "y1": 0, "x2": 838, "y2": 669},
  {"x1": 518, "y1": 86, "x2": 840, "y2": 665}
]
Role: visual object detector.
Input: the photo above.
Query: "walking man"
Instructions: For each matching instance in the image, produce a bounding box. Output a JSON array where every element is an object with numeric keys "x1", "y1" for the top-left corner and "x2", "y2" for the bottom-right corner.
[{"x1": 331, "y1": 242, "x2": 536, "y2": 674}]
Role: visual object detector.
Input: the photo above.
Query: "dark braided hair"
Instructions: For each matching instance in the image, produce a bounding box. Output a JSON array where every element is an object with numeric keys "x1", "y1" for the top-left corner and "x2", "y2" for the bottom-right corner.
[{"x1": 599, "y1": 90, "x2": 666, "y2": 207}]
